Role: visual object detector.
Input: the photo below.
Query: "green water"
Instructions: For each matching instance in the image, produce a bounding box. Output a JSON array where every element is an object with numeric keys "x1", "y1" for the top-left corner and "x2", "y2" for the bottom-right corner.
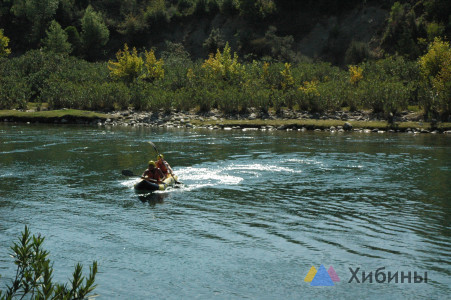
[{"x1": 1, "y1": 124, "x2": 450, "y2": 299}]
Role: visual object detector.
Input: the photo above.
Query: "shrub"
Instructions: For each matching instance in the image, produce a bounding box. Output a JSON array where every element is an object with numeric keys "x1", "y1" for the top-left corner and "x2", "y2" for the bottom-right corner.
[
  {"x1": 297, "y1": 80, "x2": 321, "y2": 112},
  {"x1": 142, "y1": 49, "x2": 165, "y2": 82},
  {"x1": 0, "y1": 29, "x2": 11, "y2": 57},
  {"x1": 201, "y1": 42, "x2": 245, "y2": 83},
  {"x1": 108, "y1": 44, "x2": 143, "y2": 84},
  {"x1": 360, "y1": 79, "x2": 410, "y2": 117},
  {"x1": 0, "y1": 72, "x2": 29, "y2": 109},
  {"x1": 44, "y1": 77, "x2": 130, "y2": 111},
  {"x1": 317, "y1": 80, "x2": 346, "y2": 112},
  {"x1": 0, "y1": 226, "x2": 98, "y2": 300},
  {"x1": 418, "y1": 37, "x2": 451, "y2": 119},
  {"x1": 349, "y1": 65, "x2": 363, "y2": 85},
  {"x1": 280, "y1": 63, "x2": 294, "y2": 90},
  {"x1": 243, "y1": 80, "x2": 271, "y2": 113},
  {"x1": 7, "y1": 51, "x2": 67, "y2": 101}
]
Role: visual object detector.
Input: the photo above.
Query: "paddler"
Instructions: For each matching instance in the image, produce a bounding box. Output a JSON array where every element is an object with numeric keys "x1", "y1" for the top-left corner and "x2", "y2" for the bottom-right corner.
[
  {"x1": 142, "y1": 160, "x2": 165, "y2": 183},
  {"x1": 156, "y1": 154, "x2": 174, "y2": 177}
]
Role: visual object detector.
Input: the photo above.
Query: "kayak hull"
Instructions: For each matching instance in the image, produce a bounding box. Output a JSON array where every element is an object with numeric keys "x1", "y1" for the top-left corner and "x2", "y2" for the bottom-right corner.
[{"x1": 134, "y1": 174, "x2": 178, "y2": 192}]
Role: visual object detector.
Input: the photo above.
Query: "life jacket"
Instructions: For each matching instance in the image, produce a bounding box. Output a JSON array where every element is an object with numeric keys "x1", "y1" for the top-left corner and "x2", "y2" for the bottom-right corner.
[
  {"x1": 156, "y1": 160, "x2": 169, "y2": 175},
  {"x1": 144, "y1": 168, "x2": 163, "y2": 180}
]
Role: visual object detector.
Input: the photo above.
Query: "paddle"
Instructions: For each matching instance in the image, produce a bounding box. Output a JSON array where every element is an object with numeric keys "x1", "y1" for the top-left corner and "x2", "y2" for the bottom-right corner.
[
  {"x1": 148, "y1": 141, "x2": 183, "y2": 184},
  {"x1": 121, "y1": 169, "x2": 160, "y2": 183},
  {"x1": 148, "y1": 141, "x2": 159, "y2": 155}
]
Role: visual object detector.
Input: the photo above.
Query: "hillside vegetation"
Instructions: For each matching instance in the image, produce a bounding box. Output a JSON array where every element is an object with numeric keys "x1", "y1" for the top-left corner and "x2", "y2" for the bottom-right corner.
[{"x1": 0, "y1": 0, "x2": 450, "y2": 121}]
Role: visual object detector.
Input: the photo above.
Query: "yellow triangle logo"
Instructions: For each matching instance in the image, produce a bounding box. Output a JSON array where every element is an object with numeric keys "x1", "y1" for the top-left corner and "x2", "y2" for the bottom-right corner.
[{"x1": 304, "y1": 266, "x2": 317, "y2": 282}]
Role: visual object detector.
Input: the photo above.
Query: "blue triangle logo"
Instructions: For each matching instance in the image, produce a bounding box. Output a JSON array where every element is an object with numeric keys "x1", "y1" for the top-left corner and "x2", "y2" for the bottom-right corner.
[{"x1": 310, "y1": 264, "x2": 334, "y2": 286}]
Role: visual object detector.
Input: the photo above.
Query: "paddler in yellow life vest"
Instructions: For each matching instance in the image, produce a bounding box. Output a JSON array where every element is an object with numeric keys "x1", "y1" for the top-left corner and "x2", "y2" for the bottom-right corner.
[
  {"x1": 142, "y1": 160, "x2": 165, "y2": 183},
  {"x1": 156, "y1": 154, "x2": 174, "y2": 177}
]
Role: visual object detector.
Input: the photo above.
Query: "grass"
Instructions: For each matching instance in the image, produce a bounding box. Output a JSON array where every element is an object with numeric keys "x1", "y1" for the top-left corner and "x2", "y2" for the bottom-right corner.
[
  {"x1": 190, "y1": 118, "x2": 451, "y2": 130},
  {"x1": 27, "y1": 102, "x2": 49, "y2": 110},
  {"x1": 0, "y1": 109, "x2": 111, "y2": 120}
]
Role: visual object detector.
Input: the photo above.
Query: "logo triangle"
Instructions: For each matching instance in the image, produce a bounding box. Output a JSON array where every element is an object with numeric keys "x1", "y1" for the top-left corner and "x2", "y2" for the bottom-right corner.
[
  {"x1": 304, "y1": 266, "x2": 317, "y2": 282},
  {"x1": 310, "y1": 264, "x2": 334, "y2": 286},
  {"x1": 328, "y1": 266, "x2": 340, "y2": 282}
]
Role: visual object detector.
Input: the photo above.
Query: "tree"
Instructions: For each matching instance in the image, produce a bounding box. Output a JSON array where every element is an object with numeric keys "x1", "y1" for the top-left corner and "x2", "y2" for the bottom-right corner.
[
  {"x1": 143, "y1": 49, "x2": 165, "y2": 82},
  {"x1": 81, "y1": 5, "x2": 109, "y2": 60},
  {"x1": 108, "y1": 44, "x2": 143, "y2": 83},
  {"x1": 65, "y1": 26, "x2": 82, "y2": 56},
  {"x1": 10, "y1": 0, "x2": 59, "y2": 43},
  {"x1": 381, "y1": 2, "x2": 420, "y2": 59},
  {"x1": 0, "y1": 29, "x2": 11, "y2": 57},
  {"x1": 41, "y1": 20, "x2": 71, "y2": 55},
  {"x1": 0, "y1": 226, "x2": 98, "y2": 299},
  {"x1": 238, "y1": 0, "x2": 276, "y2": 20},
  {"x1": 202, "y1": 42, "x2": 244, "y2": 82},
  {"x1": 418, "y1": 38, "x2": 451, "y2": 119},
  {"x1": 203, "y1": 28, "x2": 225, "y2": 54}
]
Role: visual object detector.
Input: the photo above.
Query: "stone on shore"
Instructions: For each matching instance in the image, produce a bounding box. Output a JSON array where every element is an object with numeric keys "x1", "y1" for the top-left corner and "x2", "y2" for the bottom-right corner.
[{"x1": 343, "y1": 122, "x2": 353, "y2": 131}]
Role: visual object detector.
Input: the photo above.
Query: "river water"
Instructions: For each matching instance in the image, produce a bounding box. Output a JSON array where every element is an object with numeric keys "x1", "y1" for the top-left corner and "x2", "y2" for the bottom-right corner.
[{"x1": 0, "y1": 124, "x2": 450, "y2": 299}]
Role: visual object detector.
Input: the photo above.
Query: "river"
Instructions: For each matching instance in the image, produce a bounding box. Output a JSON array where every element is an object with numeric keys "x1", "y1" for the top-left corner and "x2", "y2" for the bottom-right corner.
[{"x1": 1, "y1": 124, "x2": 450, "y2": 299}]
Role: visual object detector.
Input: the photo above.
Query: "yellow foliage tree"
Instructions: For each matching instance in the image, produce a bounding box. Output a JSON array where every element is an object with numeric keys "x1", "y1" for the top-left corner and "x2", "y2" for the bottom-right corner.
[
  {"x1": 298, "y1": 80, "x2": 320, "y2": 97},
  {"x1": 201, "y1": 42, "x2": 244, "y2": 81},
  {"x1": 419, "y1": 37, "x2": 450, "y2": 80},
  {"x1": 261, "y1": 62, "x2": 270, "y2": 80},
  {"x1": 0, "y1": 29, "x2": 11, "y2": 57},
  {"x1": 143, "y1": 49, "x2": 164, "y2": 81},
  {"x1": 280, "y1": 63, "x2": 294, "y2": 90},
  {"x1": 108, "y1": 44, "x2": 143, "y2": 83},
  {"x1": 418, "y1": 38, "x2": 451, "y2": 117},
  {"x1": 349, "y1": 65, "x2": 363, "y2": 85}
]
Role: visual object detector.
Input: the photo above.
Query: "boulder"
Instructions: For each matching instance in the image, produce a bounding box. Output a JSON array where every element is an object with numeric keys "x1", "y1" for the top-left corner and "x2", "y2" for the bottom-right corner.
[{"x1": 343, "y1": 122, "x2": 353, "y2": 131}]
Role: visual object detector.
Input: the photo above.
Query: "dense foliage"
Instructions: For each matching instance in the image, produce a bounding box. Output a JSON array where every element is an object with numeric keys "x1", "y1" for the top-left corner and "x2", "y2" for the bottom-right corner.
[
  {"x1": 0, "y1": 226, "x2": 98, "y2": 300},
  {"x1": 0, "y1": 0, "x2": 449, "y2": 61},
  {"x1": 0, "y1": 1, "x2": 450, "y2": 121},
  {"x1": 1, "y1": 37, "x2": 449, "y2": 121}
]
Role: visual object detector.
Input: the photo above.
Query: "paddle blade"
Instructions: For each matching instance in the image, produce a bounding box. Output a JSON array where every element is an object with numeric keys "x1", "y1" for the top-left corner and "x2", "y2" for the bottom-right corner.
[
  {"x1": 148, "y1": 141, "x2": 159, "y2": 154},
  {"x1": 121, "y1": 170, "x2": 136, "y2": 176}
]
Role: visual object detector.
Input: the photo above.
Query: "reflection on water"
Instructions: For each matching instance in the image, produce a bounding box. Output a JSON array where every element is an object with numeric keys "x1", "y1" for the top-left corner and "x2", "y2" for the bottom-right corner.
[
  {"x1": 136, "y1": 191, "x2": 168, "y2": 206},
  {"x1": 0, "y1": 124, "x2": 450, "y2": 299}
]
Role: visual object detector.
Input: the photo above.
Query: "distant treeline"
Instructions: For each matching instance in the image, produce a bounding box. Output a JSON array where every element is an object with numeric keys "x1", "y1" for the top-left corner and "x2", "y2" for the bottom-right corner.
[
  {"x1": 0, "y1": 0, "x2": 450, "y2": 62},
  {"x1": 0, "y1": 1, "x2": 450, "y2": 121},
  {"x1": 1, "y1": 37, "x2": 450, "y2": 121}
]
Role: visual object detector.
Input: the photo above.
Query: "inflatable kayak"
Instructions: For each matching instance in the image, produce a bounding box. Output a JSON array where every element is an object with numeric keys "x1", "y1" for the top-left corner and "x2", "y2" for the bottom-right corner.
[{"x1": 134, "y1": 174, "x2": 179, "y2": 191}]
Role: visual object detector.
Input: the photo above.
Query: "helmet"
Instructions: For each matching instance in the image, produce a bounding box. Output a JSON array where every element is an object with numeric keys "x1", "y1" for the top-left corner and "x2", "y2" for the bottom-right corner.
[
  {"x1": 148, "y1": 160, "x2": 156, "y2": 166},
  {"x1": 157, "y1": 154, "x2": 164, "y2": 160}
]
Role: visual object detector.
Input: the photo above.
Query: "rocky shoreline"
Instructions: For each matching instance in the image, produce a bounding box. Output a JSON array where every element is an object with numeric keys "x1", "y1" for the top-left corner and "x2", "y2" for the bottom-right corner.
[{"x1": 3, "y1": 108, "x2": 451, "y2": 134}]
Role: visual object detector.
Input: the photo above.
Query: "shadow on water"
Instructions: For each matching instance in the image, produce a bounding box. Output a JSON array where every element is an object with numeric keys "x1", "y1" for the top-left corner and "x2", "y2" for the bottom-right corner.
[{"x1": 136, "y1": 191, "x2": 168, "y2": 206}]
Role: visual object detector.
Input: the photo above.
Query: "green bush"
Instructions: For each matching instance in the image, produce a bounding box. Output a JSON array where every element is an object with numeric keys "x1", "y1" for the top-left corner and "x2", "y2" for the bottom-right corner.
[
  {"x1": 0, "y1": 74, "x2": 29, "y2": 109},
  {"x1": 243, "y1": 80, "x2": 271, "y2": 113},
  {"x1": 7, "y1": 50, "x2": 67, "y2": 101},
  {"x1": 0, "y1": 226, "x2": 98, "y2": 300},
  {"x1": 44, "y1": 78, "x2": 130, "y2": 111},
  {"x1": 360, "y1": 79, "x2": 410, "y2": 117},
  {"x1": 0, "y1": 58, "x2": 30, "y2": 109},
  {"x1": 317, "y1": 80, "x2": 346, "y2": 112},
  {"x1": 130, "y1": 82, "x2": 172, "y2": 112}
]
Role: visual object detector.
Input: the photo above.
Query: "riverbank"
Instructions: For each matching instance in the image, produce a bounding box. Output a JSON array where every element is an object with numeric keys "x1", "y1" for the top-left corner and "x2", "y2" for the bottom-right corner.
[{"x1": 1, "y1": 108, "x2": 451, "y2": 134}]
